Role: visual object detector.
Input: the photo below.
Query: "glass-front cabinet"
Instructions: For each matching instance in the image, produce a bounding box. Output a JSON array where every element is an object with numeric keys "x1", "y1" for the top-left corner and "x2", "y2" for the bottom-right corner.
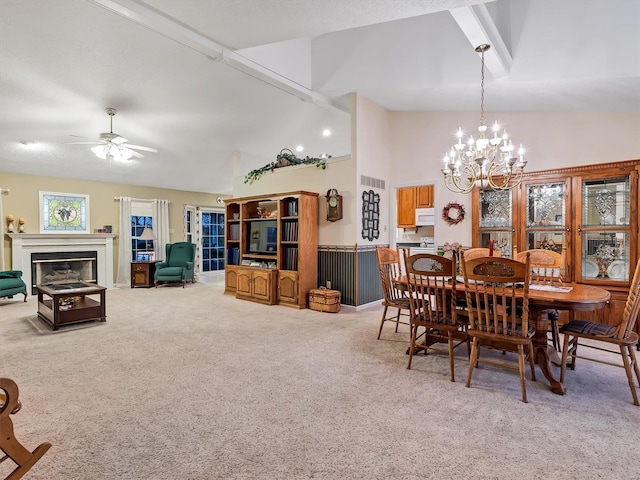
[
  {"x1": 476, "y1": 189, "x2": 513, "y2": 257},
  {"x1": 471, "y1": 160, "x2": 640, "y2": 328},
  {"x1": 577, "y1": 175, "x2": 632, "y2": 283},
  {"x1": 524, "y1": 180, "x2": 568, "y2": 253}
]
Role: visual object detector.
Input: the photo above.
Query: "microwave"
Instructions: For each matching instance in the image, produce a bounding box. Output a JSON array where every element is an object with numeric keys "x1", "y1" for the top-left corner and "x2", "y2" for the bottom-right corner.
[{"x1": 415, "y1": 208, "x2": 435, "y2": 226}]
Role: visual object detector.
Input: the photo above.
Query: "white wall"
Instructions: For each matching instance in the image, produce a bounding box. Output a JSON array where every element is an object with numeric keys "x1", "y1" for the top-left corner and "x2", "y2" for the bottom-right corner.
[
  {"x1": 389, "y1": 110, "x2": 640, "y2": 247},
  {"x1": 354, "y1": 94, "x2": 392, "y2": 246}
]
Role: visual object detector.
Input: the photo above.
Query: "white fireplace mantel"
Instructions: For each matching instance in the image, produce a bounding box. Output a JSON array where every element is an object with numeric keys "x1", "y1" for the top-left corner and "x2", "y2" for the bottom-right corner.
[{"x1": 8, "y1": 233, "x2": 116, "y2": 290}]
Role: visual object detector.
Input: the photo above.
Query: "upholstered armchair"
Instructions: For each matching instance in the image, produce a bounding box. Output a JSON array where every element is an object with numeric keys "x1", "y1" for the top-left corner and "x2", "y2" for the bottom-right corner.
[
  {"x1": 0, "y1": 270, "x2": 27, "y2": 302},
  {"x1": 154, "y1": 242, "x2": 196, "y2": 288}
]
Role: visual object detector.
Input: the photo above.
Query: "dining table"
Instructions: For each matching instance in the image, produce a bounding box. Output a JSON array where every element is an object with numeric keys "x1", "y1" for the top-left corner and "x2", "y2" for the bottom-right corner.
[{"x1": 397, "y1": 275, "x2": 611, "y2": 395}]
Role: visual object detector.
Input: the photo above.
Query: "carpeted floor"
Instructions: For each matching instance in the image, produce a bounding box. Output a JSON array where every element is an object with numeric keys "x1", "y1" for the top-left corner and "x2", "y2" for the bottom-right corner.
[{"x1": 1, "y1": 282, "x2": 639, "y2": 479}]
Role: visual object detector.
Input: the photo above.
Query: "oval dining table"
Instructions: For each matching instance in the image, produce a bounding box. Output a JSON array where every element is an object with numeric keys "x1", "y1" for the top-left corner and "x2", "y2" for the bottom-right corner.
[
  {"x1": 397, "y1": 276, "x2": 611, "y2": 395},
  {"x1": 526, "y1": 283, "x2": 610, "y2": 394}
]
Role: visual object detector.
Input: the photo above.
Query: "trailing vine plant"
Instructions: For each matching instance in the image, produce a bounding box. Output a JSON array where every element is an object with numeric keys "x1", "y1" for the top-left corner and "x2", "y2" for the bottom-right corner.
[{"x1": 244, "y1": 149, "x2": 331, "y2": 184}]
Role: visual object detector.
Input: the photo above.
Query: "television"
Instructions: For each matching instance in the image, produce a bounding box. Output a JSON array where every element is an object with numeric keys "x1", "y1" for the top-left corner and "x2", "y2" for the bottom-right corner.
[{"x1": 248, "y1": 221, "x2": 277, "y2": 254}]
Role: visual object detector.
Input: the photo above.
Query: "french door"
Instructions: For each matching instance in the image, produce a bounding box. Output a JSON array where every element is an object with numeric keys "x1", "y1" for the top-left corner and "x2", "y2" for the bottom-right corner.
[{"x1": 184, "y1": 205, "x2": 225, "y2": 274}]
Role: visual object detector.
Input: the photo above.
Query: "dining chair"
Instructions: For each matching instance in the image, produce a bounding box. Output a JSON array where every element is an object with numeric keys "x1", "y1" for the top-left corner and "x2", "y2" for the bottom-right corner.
[
  {"x1": 560, "y1": 261, "x2": 640, "y2": 406},
  {"x1": 454, "y1": 248, "x2": 503, "y2": 319},
  {"x1": 0, "y1": 377, "x2": 52, "y2": 480},
  {"x1": 460, "y1": 254, "x2": 537, "y2": 403},
  {"x1": 514, "y1": 246, "x2": 567, "y2": 352},
  {"x1": 462, "y1": 247, "x2": 502, "y2": 261},
  {"x1": 404, "y1": 253, "x2": 469, "y2": 382},
  {"x1": 375, "y1": 246, "x2": 411, "y2": 339}
]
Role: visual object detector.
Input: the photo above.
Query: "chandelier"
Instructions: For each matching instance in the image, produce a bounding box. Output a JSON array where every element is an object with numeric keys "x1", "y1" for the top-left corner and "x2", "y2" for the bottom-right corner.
[{"x1": 441, "y1": 44, "x2": 527, "y2": 194}]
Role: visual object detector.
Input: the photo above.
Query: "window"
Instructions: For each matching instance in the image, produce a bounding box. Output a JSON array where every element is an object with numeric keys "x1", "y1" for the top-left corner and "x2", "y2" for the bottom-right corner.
[{"x1": 131, "y1": 215, "x2": 154, "y2": 261}]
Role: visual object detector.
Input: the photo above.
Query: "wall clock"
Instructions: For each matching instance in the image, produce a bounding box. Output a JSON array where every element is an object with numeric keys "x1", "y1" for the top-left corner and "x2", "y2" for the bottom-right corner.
[{"x1": 325, "y1": 188, "x2": 343, "y2": 222}]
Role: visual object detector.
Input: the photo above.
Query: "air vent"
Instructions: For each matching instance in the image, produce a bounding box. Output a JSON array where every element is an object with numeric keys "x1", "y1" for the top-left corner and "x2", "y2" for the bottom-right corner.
[{"x1": 360, "y1": 175, "x2": 385, "y2": 190}]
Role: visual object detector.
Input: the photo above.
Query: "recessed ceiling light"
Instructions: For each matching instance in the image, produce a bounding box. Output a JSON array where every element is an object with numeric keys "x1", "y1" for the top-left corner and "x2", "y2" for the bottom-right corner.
[
  {"x1": 322, "y1": 129, "x2": 331, "y2": 137},
  {"x1": 295, "y1": 145, "x2": 304, "y2": 152},
  {"x1": 20, "y1": 141, "x2": 38, "y2": 147}
]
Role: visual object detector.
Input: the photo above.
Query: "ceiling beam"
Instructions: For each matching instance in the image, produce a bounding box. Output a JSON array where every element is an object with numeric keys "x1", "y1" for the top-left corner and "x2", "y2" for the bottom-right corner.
[
  {"x1": 90, "y1": 0, "x2": 344, "y2": 110},
  {"x1": 449, "y1": 3, "x2": 512, "y2": 78}
]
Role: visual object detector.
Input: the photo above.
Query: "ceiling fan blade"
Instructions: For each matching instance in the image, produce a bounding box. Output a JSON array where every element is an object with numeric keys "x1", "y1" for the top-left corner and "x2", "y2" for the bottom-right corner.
[
  {"x1": 111, "y1": 136, "x2": 128, "y2": 145},
  {"x1": 123, "y1": 147, "x2": 144, "y2": 159},
  {"x1": 68, "y1": 134, "x2": 94, "y2": 139},
  {"x1": 126, "y1": 144, "x2": 157, "y2": 153},
  {"x1": 65, "y1": 141, "x2": 103, "y2": 145}
]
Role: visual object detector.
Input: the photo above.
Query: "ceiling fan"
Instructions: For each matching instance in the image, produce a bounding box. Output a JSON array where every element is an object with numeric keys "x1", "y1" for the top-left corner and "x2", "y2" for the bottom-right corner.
[{"x1": 66, "y1": 107, "x2": 157, "y2": 161}]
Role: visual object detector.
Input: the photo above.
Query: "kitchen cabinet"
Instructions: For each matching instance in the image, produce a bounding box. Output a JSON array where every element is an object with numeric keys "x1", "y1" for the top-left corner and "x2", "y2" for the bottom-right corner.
[
  {"x1": 397, "y1": 185, "x2": 434, "y2": 228},
  {"x1": 397, "y1": 187, "x2": 416, "y2": 227},
  {"x1": 416, "y1": 185, "x2": 434, "y2": 208}
]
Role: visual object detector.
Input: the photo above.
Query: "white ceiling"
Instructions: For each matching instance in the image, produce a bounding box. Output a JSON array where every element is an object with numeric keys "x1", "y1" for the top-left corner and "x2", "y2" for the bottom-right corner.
[{"x1": 1, "y1": 0, "x2": 638, "y2": 194}]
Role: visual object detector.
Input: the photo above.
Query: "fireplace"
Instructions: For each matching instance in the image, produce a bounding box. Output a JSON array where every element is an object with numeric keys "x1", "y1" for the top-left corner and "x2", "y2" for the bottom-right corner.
[
  {"x1": 8, "y1": 233, "x2": 116, "y2": 294},
  {"x1": 31, "y1": 251, "x2": 98, "y2": 294}
]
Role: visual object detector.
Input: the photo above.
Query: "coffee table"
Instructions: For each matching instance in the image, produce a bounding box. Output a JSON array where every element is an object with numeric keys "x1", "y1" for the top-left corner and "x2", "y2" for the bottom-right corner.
[{"x1": 36, "y1": 282, "x2": 106, "y2": 330}]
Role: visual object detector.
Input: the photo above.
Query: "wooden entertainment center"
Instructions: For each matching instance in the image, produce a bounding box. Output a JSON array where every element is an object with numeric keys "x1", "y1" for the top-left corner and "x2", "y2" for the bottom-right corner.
[{"x1": 224, "y1": 191, "x2": 318, "y2": 308}]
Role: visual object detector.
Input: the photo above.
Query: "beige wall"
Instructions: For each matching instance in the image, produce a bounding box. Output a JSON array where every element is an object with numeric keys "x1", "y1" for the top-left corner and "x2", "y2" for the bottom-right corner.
[
  {"x1": 232, "y1": 154, "x2": 357, "y2": 245},
  {"x1": 389, "y1": 111, "x2": 640, "y2": 247},
  {"x1": 0, "y1": 171, "x2": 226, "y2": 273}
]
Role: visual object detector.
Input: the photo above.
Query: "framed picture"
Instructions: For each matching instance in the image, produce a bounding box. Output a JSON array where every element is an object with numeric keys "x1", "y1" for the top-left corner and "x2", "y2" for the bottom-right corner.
[{"x1": 39, "y1": 191, "x2": 90, "y2": 233}]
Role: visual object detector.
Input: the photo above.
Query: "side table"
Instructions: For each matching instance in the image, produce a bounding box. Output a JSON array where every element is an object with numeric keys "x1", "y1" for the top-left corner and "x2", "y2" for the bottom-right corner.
[{"x1": 131, "y1": 261, "x2": 158, "y2": 288}]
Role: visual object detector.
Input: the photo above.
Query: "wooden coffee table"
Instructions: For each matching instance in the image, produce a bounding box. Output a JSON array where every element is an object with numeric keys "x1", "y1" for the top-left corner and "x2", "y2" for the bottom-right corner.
[{"x1": 36, "y1": 282, "x2": 106, "y2": 330}]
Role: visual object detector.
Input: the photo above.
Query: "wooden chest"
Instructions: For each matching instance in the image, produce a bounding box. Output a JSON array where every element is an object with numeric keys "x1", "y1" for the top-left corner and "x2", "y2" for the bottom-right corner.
[{"x1": 308, "y1": 287, "x2": 341, "y2": 313}]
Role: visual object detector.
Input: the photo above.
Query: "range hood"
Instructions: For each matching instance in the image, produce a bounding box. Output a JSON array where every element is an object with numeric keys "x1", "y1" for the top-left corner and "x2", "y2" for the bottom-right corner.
[{"x1": 415, "y1": 208, "x2": 435, "y2": 226}]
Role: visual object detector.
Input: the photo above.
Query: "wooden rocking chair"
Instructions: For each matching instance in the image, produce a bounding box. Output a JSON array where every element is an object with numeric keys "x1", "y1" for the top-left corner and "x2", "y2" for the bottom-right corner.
[{"x1": 0, "y1": 378, "x2": 51, "y2": 480}]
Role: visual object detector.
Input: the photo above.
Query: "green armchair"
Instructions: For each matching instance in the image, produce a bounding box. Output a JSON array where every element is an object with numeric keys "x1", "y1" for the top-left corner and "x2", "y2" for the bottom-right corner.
[
  {"x1": 0, "y1": 270, "x2": 27, "y2": 302},
  {"x1": 154, "y1": 242, "x2": 196, "y2": 288}
]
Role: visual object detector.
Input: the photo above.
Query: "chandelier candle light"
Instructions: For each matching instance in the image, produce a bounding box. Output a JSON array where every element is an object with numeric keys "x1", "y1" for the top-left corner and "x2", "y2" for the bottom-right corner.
[{"x1": 441, "y1": 44, "x2": 527, "y2": 194}]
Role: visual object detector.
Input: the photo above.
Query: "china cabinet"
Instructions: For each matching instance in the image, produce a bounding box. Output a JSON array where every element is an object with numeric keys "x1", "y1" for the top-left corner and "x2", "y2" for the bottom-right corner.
[{"x1": 472, "y1": 159, "x2": 640, "y2": 328}]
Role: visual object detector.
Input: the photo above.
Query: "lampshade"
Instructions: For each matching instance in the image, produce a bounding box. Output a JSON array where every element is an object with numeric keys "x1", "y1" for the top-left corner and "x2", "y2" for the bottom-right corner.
[
  {"x1": 91, "y1": 143, "x2": 133, "y2": 162},
  {"x1": 139, "y1": 227, "x2": 156, "y2": 240}
]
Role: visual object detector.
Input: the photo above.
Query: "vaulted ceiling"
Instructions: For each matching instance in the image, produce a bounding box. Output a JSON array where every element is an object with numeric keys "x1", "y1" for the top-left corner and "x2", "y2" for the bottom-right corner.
[{"x1": 1, "y1": 0, "x2": 638, "y2": 194}]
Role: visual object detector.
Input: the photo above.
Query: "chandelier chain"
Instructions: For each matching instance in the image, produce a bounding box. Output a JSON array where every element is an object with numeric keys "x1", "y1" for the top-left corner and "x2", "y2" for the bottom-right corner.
[{"x1": 480, "y1": 48, "x2": 485, "y2": 127}]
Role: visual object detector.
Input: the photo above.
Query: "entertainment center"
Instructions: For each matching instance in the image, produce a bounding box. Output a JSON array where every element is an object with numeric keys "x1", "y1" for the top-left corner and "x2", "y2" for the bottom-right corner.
[{"x1": 224, "y1": 191, "x2": 318, "y2": 307}]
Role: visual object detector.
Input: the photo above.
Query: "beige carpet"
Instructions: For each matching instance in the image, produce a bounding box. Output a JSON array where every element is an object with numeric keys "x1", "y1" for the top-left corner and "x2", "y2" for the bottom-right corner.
[{"x1": 1, "y1": 282, "x2": 639, "y2": 480}]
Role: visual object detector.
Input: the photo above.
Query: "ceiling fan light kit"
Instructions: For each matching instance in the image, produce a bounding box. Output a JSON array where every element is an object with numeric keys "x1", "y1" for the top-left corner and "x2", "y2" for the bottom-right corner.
[{"x1": 66, "y1": 107, "x2": 157, "y2": 162}]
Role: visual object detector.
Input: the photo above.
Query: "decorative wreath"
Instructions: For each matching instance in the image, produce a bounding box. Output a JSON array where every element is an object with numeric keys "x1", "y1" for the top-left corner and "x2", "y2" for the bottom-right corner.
[{"x1": 442, "y1": 202, "x2": 465, "y2": 226}]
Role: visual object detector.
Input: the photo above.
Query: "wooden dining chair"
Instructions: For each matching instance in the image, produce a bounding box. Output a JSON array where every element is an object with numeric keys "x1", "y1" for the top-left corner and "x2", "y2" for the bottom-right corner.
[
  {"x1": 460, "y1": 254, "x2": 537, "y2": 403},
  {"x1": 462, "y1": 247, "x2": 502, "y2": 261},
  {"x1": 0, "y1": 378, "x2": 52, "y2": 480},
  {"x1": 514, "y1": 246, "x2": 567, "y2": 352},
  {"x1": 404, "y1": 253, "x2": 469, "y2": 382},
  {"x1": 375, "y1": 246, "x2": 411, "y2": 339},
  {"x1": 560, "y1": 261, "x2": 640, "y2": 405}
]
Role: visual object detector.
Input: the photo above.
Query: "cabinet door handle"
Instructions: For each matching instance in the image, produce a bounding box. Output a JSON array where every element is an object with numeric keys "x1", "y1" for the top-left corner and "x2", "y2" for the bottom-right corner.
[
  {"x1": 566, "y1": 227, "x2": 571, "y2": 232},
  {"x1": 577, "y1": 226, "x2": 581, "y2": 233}
]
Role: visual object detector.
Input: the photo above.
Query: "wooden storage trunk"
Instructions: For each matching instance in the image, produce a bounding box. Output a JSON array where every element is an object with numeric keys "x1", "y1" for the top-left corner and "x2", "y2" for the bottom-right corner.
[{"x1": 308, "y1": 287, "x2": 341, "y2": 313}]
